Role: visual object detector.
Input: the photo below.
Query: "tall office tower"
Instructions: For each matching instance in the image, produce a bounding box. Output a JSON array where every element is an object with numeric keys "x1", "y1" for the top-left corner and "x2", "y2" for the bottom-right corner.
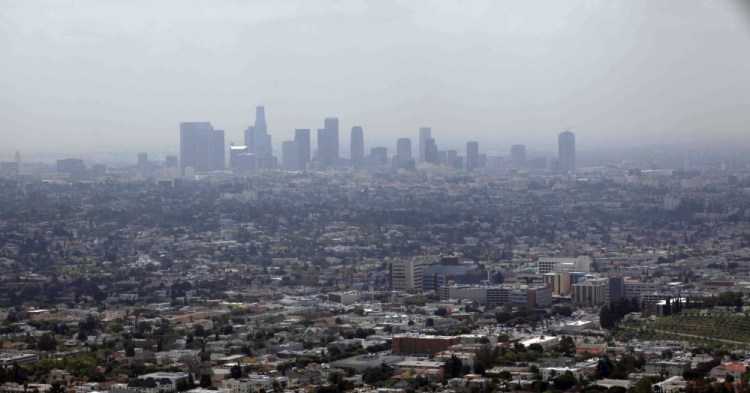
[
  {"x1": 180, "y1": 122, "x2": 225, "y2": 173},
  {"x1": 394, "y1": 138, "x2": 415, "y2": 171},
  {"x1": 466, "y1": 141, "x2": 479, "y2": 172},
  {"x1": 419, "y1": 127, "x2": 432, "y2": 163},
  {"x1": 137, "y1": 152, "x2": 150, "y2": 177},
  {"x1": 282, "y1": 140, "x2": 301, "y2": 170},
  {"x1": 396, "y1": 138, "x2": 412, "y2": 159},
  {"x1": 317, "y1": 117, "x2": 339, "y2": 169},
  {"x1": 255, "y1": 106, "x2": 267, "y2": 133},
  {"x1": 389, "y1": 259, "x2": 424, "y2": 292},
  {"x1": 295, "y1": 129, "x2": 311, "y2": 169},
  {"x1": 511, "y1": 144, "x2": 526, "y2": 164},
  {"x1": 244, "y1": 106, "x2": 273, "y2": 169},
  {"x1": 424, "y1": 137, "x2": 438, "y2": 163},
  {"x1": 558, "y1": 129, "x2": 576, "y2": 173},
  {"x1": 325, "y1": 117, "x2": 339, "y2": 161},
  {"x1": 350, "y1": 126, "x2": 365, "y2": 168},
  {"x1": 446, "y1": 149, "x2": 458, "y2": 169}
]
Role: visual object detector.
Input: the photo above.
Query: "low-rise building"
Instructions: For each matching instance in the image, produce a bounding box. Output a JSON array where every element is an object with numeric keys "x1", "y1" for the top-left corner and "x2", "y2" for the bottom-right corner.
[
  {"x1": 644, "y1": 360, "x2": 690, "y2": 376},
  {"x1": 391, "y1": 335, "x2": 461, "y2": 356}
]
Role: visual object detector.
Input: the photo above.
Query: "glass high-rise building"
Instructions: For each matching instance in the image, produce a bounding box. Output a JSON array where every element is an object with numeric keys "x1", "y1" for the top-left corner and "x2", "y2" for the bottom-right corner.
[
  {"x1": 180, "y1": 122, "x2": 224, "y2": 173},
  {"x1": 295, "y1": 129, "x2": 311, "y2": 169},
  {"x1": 282, "y1": 140, "x2": 301, "y2": 170},
  {"x1": 396, "y1": 138, "x2": 412, "y2": 159},
  {"x1": 424, "y1": 137, "x2": 438, "y2": 164},
  {"x1": 350, "y1": 126, "x2": 365, "y2": 168},
  {"x1": 558, "y1": 129, "x2": 576, "y2": 173},
  {"x1": 466, "y1": 141, "x2": 479, "y2": 172},
  {"x1": 419, "y1": 127, "x2": 431, "y2": 163},
  {"x1": 245, "y1": 106, "x2": 273, "y2": 161},
  {"x1": 511, "y1": 144, "x2": 526, "y2": 164},
  {"x1": 317, "y1": 117, "x2": 339, "y2": 170}
]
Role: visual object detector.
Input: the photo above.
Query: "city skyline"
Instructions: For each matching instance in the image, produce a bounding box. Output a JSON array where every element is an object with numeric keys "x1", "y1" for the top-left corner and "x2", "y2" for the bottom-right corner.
[
  {"x1": 3, "y1": 0, "x2": 750, "y2": 388},
  {"x1": 2, "y1": 0, "x2": 750, "y2": 157}
]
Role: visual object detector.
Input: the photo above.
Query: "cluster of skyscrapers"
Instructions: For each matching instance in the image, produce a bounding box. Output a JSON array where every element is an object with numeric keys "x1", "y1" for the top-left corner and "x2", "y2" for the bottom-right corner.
[{"x1": 178, "y1": 106, "x2": 577, "y2": 176}]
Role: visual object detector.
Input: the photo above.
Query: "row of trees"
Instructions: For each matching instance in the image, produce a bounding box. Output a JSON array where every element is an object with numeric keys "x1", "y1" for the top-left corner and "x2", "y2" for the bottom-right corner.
[{"x1": 600, "y1": 297, "x2": 641, "y2": 329}]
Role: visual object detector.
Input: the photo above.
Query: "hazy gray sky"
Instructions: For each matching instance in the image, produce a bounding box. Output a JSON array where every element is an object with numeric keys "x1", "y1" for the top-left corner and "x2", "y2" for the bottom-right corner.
[{"x1": 1, "y1": 0, "x2": 749, "y2": 160}]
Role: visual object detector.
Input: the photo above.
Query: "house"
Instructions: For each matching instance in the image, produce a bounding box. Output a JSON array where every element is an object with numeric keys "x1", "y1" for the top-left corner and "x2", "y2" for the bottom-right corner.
[{"x1": 710, "y1": 362, "x2": 748, "y2": 379}]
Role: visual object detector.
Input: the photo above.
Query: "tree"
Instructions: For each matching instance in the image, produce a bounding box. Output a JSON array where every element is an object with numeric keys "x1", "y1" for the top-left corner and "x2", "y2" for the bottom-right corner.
[
  {"x1": 48, "y1": 382, "x2": 65, "y2": 393},
  {"x1": 554, "y1": 336, "x2": 576, "y2": 357},
  {"x1": 631, "y1": 376, "x2": 662, "y2": 393},
  {"x1": 473, "y1": 361, "x2": 486, "y2": 376},
  {"x1": 230, "y1": 364, "x2": 242, "y2": 379},
  {"x1": 362, "y1": 362, "x2": 393, "y2": 385},
  {"x1": 444, "y1": 354, "x2": 463, "y2": 379},
  {"x1": 552, "y1": 372, "x2": 578, "y2": 391},
  {"x1": 495, "y1": 311, "x2": 513, "y2": 324},
  {"x1": 37, "y1": 333, "x2": 57, "y2": 351},
  {"x1": 528, "y1": 343, "x2": 544, "y2": 353},
  {"x1": 550, "y1": 306, "x2": 573, "y2": 317},
  {"x1": 124, "y1": 341, "x2": 135, "y2": 357},
  {"x1": 529, "y1": 365, "x2": 541, "y2": 380},
  {"x1": 595, "y1": 357, "x2": 615, "y2": 379},
  {"x1": 475, "y1": 345, "x2": 496, "y2": 369},
  {"x1": 601, "y1": 298, "x2": 641, "y2": 329},
  {"x1": 199, "y1": 374, "x2": 212, "y2": 388}
]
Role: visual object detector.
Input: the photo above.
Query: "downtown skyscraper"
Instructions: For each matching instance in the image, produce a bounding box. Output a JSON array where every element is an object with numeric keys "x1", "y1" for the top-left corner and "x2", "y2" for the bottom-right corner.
[
  {"x1": 282, "y1": 140, "x2": 300, "y2": 170},
  {"x1": 419, "y1": 127, "x2": 431, "y2": 163},
  {"x1": 395, "y1": 137, "x2": 415, "y2": 171},
  {"x1": 350, "y1": 126, "x2": 365, "y2": 168},
  {"x1": 244, "y1": 106, "x2": 274, "y2": 169},
  {"x1": 179, "y1": 122, "x2": 225, "y2": 173},
  {"x1": 466, "y1": 141, "x2": 479, "y2": 172},
  {"x1": 558, "y1": 129, "x2": 576, "y2": 173},
  {"x1": 294, "y1": 129, "x2": 311, "y2": 170},
  {"x1": 511, "y1": 144, "x2": 526, "y2": 164},
  {"x1": 317, "y1": 117, "x2": 339, "y2": 170},
  {"x1": 396, "y1": 138, "x2": 412, "y2": 159}
]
